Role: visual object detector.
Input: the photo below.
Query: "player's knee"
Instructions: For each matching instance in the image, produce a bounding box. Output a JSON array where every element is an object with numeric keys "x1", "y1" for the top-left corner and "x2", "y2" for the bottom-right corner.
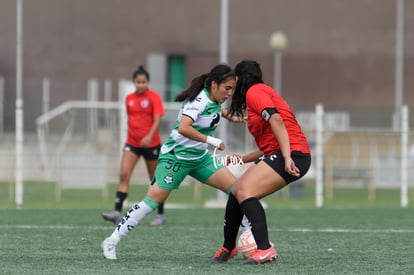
[{"x1": 233, "y1": 188, "x2": 253, "y2": 203}]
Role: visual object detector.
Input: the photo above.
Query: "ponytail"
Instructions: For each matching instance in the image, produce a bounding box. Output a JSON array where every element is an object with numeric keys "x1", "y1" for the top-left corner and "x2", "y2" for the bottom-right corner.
[
  {"x1": 132, "y1": 65, "x2": 150, "y2": 81},
  {"x1": 175, "y1": 64, "x2": 235, "y2": 102},
  {"x1": 175, "y1": 74, "x2": 208, "y2": 102}
]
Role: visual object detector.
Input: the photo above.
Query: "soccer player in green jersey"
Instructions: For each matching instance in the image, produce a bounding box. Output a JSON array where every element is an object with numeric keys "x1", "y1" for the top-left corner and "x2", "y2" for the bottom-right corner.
[{"x1": 102, "y1": 64, "x2": 244, "y2": 260}]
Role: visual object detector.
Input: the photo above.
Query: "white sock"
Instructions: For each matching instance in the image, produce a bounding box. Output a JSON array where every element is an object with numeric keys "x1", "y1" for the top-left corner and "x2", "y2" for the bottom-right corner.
[
  {"x1": 107, "y1": 201, "x2": 154, "y2": 243},
  {"x1": 240, "y1": 215, "x2": 252, "y2": 232}
]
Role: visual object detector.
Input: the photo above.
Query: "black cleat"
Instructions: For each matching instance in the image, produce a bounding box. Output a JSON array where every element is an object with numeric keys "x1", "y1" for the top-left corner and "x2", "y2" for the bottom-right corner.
[{"x1": 211, "y1": 247, "x2": 238, "y2": 264}]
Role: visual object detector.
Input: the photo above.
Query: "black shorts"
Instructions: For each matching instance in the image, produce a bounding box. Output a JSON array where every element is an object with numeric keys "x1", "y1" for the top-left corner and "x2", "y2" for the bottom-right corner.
[
  {"x1": 258, "y1": 150, "x2": 311, "y2": 184},
  {"x1": 123, "y1": 144, "x2": 161, "y2": 160}
]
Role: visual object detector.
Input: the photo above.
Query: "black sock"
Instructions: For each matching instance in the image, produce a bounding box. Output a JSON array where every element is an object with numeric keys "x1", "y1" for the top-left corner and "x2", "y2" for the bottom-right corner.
[
  {"x1": 157, "y1": 203, "x2": 164, "y2": 215},
  {"x1": 114, "y1": 191, "x2": 127, "y2": 212},
  {"x1": 223, "y1": 193, "x2": 244, "y2": 250},
  {"x1": 240, "y1": 197, "x2": 270, "y2": 250}
]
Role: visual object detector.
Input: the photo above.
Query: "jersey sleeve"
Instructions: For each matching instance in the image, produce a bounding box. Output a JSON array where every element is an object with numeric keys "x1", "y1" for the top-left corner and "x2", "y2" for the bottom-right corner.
[
  {"x1": 246, "y1": 87, "x2": 276, "y2": 114},
  {"x1": 182, "y1": 97, "x2": 204, "y2": 121}
]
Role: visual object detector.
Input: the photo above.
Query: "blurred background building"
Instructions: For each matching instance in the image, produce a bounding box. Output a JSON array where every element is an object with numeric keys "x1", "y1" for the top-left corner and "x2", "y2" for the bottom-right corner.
[
  {"x1": 0, "y1": 0, "x2": 413, "y2": 132},
  {"x1": 0, "y1": 0, "x2": 413, "y2": 201}
]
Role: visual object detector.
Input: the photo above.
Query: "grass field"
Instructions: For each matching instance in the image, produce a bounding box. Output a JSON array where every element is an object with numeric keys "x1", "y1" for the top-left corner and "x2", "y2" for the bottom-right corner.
[
  {"x1": 1, "y1": 207, "x2": 413, "y2": 274},
  {"x1": 1, "y1": 180, "x2": 411, "y2": 208},
  {"x1": 1, "y1": 182, "x2": 413, "y2": 274}
]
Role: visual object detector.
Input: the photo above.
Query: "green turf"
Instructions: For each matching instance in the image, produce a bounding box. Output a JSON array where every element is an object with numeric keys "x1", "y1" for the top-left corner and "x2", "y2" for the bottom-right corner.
[
  {"x1": 1, "y1": 181, "x2": 412, "y2": 208},
  {"x1": 1, "y1": 207, "x2": 413, "y2": 274},
  {"x1": 1, "y1": 181, "x2": 413, "y2": 273}
]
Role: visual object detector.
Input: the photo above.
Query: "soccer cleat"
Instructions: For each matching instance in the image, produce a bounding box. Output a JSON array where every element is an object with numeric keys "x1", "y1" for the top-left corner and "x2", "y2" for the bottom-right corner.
[
  {"x1": 243, "y1": 246, "x2": 278, "y2": 265},
  {"x1": 150, "y1": 214, "x2": 167, "y2": 226},
  {"x1": 101, "y1": 238, "x2": 117, "y2": 260},
  {"x1": 101, "y1": 211, "x2": 121, "y2": 225},
  {"x1": 211, "y1": 247, "x2": 238, "y2": 263}
]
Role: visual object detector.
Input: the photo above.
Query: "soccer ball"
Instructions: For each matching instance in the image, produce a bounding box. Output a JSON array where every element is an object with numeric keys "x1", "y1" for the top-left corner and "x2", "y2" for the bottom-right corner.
[{"x1": 237, "y1": 229, "x2": 257, "y2": 258}]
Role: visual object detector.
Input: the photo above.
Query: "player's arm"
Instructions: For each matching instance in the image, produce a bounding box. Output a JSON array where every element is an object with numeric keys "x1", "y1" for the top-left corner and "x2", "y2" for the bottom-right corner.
[
  {"x1": 140, "y1": 114, "x2": 162, "y2": 146},
  {"x1": 267, "y1": 110, "x2": 300, "y2": 176},
  {"x1": 225, "y1": 150, "x2": 263, "y2": 165},
  {"x1": 178, "y1": 115, "x2": 225, "y2": 150},
  {"x1": 241, "y1": 150, "x2": 264, "y2": 163},
  {"x1": 221, "y1": 108, "x2": 245, "y2": 123},
  {"x1": 147, "y1": 114, "x2": 162, "y2": 139},
  {"x1": 146, "y1": 94, "x2": 165, "y2": 139}
]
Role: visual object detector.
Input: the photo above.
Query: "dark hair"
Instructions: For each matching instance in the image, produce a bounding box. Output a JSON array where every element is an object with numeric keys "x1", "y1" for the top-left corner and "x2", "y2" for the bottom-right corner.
[
  {"x1": 175, "y1": 64, "x2": 235, "y2": 102},
  {"x1": 132, "y1": 65, "x2": 150, "y2": 81},
  {"x1": 228, "y1": 60, "x2": 264, "y2": 117}
]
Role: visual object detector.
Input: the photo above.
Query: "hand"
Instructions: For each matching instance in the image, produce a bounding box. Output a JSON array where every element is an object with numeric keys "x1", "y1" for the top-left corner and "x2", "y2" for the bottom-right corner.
[
  {"x1": 231, "y1": 116, "x2": 247, "y2": 123},
  {"x1": 284, "y1": 157, "x2": 300, "y2": 177},
  {"x1": 217, "y1": 142, "x2": 225, "y2": 151},
  {"x1": 140, "y1": 135, "x2": 152, "y2": 147}
]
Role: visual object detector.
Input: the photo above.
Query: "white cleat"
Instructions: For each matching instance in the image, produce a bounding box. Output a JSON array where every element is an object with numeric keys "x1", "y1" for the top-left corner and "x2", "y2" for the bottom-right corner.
[{"x1": 101, "y1": 238, "x2": 117, "y2": 260}]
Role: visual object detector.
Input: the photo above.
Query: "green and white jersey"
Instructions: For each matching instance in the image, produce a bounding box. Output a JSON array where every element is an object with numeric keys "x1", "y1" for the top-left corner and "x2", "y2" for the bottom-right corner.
[{"x1": 161, "y1": 88, "x2": 221, "y2": 160}]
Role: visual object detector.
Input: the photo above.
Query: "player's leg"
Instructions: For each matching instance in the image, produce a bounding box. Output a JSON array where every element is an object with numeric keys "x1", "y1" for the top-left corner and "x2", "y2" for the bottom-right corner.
[
  {"x1": 102, "y1": 151, "x2": 189, "y2": 260},
  {"x1": 142, "y1": 145, "x2": 167, "y2": 225},
  {"x1": 189, "y1": 155, "x2": 245, "y2": 263},
  {"x1": 212, "y1": 192, "x2": 243, "y2": 263},
  {"x1": 146, "y1": 158, "x2": 167, "y2": 225},
  {"x1": 238, "y1": 152, "x2": 310, "y2": 264},
  {"x1": 232, "y1": 160, "x2": 284, "y2": 264},
  {"x1": 117, "y1": 182, "x2": 171, "y2": 238},
  {"x1": 102, "y1": 146, "x2": 139, "y2": 224},
  {"x1": 141, "y1": 145, "x2": 167, "y2": 226},
  {"x1": 102, "y1": 182, "x2": 170, "y2": 260}
]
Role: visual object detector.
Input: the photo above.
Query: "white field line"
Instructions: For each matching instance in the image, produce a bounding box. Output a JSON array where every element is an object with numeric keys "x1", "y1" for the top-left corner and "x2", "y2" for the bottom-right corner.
[{"x1": 0, "y1": 224, "x2": 413, "y2": 233}]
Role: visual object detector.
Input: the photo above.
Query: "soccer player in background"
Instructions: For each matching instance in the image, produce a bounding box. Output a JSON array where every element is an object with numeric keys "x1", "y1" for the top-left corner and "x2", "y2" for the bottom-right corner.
[
  {"x1": 101, "y1": 65, "x2": 167, "y2": 226},
  {"x1": 101, "y1": 64, "x2": 246, "y2": 260},
  {"x1": 212, "y1": 60, "x2": 311, "y2": 264}
]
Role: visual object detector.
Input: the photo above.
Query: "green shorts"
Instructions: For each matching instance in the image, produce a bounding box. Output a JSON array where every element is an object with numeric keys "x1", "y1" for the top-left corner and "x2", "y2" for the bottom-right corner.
[{"x1": 153, "y1": 151, "x2": 225, "y2": 190}]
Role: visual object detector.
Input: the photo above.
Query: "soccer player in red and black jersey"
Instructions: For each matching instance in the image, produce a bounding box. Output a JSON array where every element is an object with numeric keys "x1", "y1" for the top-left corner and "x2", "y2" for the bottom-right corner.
[
  {"x1": 212, "y1": 60, "x2": 311, "y2": 264},
  {"x1": 102, "y1": 65, "x2": 167, "y2": 226}
]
